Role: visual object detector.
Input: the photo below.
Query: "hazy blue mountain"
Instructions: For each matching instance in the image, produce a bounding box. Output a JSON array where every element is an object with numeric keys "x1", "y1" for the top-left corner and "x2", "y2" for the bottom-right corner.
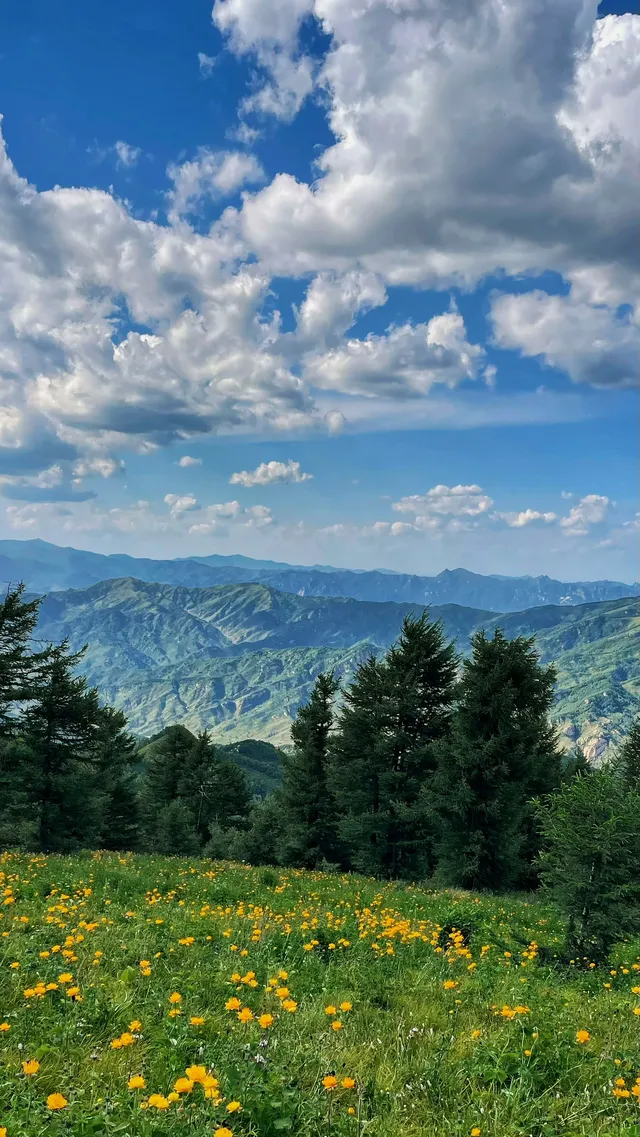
[
  {"x1": 1, "y1": 538, "x2": 638, "y2": 613},
  {"x1": 33, "y1": 576, "x2": 639, "y2": 760}
]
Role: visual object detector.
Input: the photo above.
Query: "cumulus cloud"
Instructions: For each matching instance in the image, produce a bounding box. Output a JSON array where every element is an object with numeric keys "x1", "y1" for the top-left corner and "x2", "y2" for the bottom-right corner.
[
  {"x1": 304, "y1": 311, "x2": 487, "y2": 397},
  {"x1": 218, "y1": 2, "x2": 639, "y2": 306},
  {"x1": 491, "y1": 290, "x2": 639, "y2": 388},
  {"x1": 295, "y1": 271, "x2": 387, "y2": 348},
  {"x1": 164, "y1": 493, "x2": 199, "y2": 514},
  {"x1": 167, "y1": 147, "x2": 265, "y2": 218},
  {"x1": 393, "y1": 485, "x2": 494, "y2": 518},
  {"x1": 499, "y1": 509, "x2": 558, "y2": 527},
  {"x1": 0, "y1": 121, "x2": 314, "y2": 479},
  {"x1": 72, "y1": 456, "x2": 124, "y2": 480},
  {"x1": 188, "y1": 500, "x2": 274, "y2": 535},
  {"x1": 177, "y1": 455, "x2": 202, "y2": 467},
  {"x1": 559, "y1": 493, "x2": 610, "y2": 536},
  {"x1": 229, "y1": 458, "x2": 312, "y2": 486},
  {"x1": 0, "y1": 463, "x2": 96, "y2": 503}
]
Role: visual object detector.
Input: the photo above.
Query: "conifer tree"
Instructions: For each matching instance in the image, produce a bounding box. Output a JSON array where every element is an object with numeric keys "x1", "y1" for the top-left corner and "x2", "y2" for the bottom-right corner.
[
  {"x1": 20, "y1": 641, "x2": 105, "y2": 852},
  {"x1": 537, "y1": 768, "x2": 640, "y2": 962},
  {"x1": 0, "y1": 583, "x2": 45, "y2": 735},
  {"x1": 155, "y1": 799, "x2": 201, "y2": 856},
  {"x1": 138, "y1": 725, "x2": 197, "y2": 846},
  {"x1": 279, "y1": 671, "x2": 340, "y2": 868},
  {"x1": 617, "y1": 716, "x2": 640, "y2": 790},
  {"x1": 178, "y1": 731, "x2": 251, "y2": 844},
  {"x1": 332, "y1": 612, "x2": 457, "y2": 877},
  {"x1": 95, "y1": 706, "x2": 139, "y2": 850},
  {"x1": 433, "y1": 628, "x2": 561, "y2": 890}
]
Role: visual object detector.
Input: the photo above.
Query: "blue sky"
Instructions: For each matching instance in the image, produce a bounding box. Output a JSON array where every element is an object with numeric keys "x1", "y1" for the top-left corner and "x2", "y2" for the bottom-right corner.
[{"x1": 0, "y1": 0, "x2": 637, "y2": 581}]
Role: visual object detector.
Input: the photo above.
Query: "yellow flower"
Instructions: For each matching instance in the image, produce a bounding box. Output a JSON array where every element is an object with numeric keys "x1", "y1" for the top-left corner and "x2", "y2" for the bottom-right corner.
[
  {"x1": 443, "y1": 980, "x2": 457, "y2": 990},
  {"x1": 471, "y1": 1129, "x2": 481, "y2": 1136},
  {"x1": 214, "y1": 1129, "x2": 234, "y2": 1137},
  {"x1": 129, "y1": 1020, "x2": 142, "y2": 1031},
  {"x1": 331, "y1": 1020, "x2": 343, "y2": 1031},
  {"x1": 276, "y1": 987, "x2": 290, "y2": 999},
  {"x1": 226, "y1": 1101, "x2": 242, "y2": 1112},
  {"x1": 339, "y1": 1001, "x2": 352, "y2": 1012},
  {"x1": 190, "y1": 1016, "x2": 206, "y2": 1026},
  {"x1": 47, "y1": 1093, "x2": 68, "y2": 1110},
  {"x1": 325, "y1": 1004, "x2": 337, "y2": 1015},
  {"x1": 58, "y1": 973, "x2": 73, "y2": 983},
  {"x1": 341, "y1": 1077, "x2": 356, "y2": 1088},
  {"x1": 278, "y1": 970, "x2": 288, "y2": 979},
  {"x1": 22, "y1": 1060, "x2": 40, "y2": 1076},
  {"x1": 576, "y1": 1029, "x2": 590, "y2": 1044},
  {"x1": 282, "y1": 999, "x2": 297, "y2": 1013},
  {"x1": 0, "y1": 1024, "x2": 10, "y2": 1032},
  {"x1": 0, "y1": 1126, "x2": 6, "y2": 1136},
  {"x1": 186, "y1": 1066, "x2": 209, "y2": 1084},
  {"x1": 226, "y1": 997, "x2": 242, "y2": 1011},
  {"x1": 258, "y1": 1013, "x2": 274, "y2": 1028},
  {"x1": 148, "y1": 1094, "x2": 171, "y2": 1110},
  {"x1": 237, "y1": 1007, "x2": 253, "y2": 1022},
  {"x1": 167, "y1": 1092, "x2": 180, "y2": 1103},
  {"x1": 471, "y1": 1029, "x2": 482, "y2": 1039},
  {"x1": 128, "y1": 1076, "x2": 145, "y2": 1090},
  {"x1": 322, "y1": 1075, "x2": 338, "y2": 1090},
  {"x1": 168, "y1": 992, "x2": 182, "y2": 1004},
  {"x1": 174, "y1": 1077, "x2": 194, "y2": 1094}
]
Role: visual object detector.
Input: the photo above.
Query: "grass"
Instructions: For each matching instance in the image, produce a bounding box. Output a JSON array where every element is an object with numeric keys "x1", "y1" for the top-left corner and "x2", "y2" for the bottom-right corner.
[{"x1": 1, "y1": 853, "x2": 640, "y2": 1136}]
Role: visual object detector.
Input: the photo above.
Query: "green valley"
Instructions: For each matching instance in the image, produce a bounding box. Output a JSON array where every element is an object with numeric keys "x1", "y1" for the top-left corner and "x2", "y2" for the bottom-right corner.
[{"x1": 34, "y1": 577, "x2": 640, "y2": 760}]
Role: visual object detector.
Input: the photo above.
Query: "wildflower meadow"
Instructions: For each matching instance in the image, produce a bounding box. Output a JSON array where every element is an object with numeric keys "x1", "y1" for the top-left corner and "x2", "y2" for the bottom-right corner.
[{"x1": 1, "y1": 853, "x2": 639, "y2": 1137}]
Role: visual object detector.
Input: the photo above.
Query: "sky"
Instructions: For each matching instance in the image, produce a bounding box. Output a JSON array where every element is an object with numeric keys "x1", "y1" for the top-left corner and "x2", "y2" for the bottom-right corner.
[{"x1": 0, "y1": 0, "x2": 637, "y2": 582}]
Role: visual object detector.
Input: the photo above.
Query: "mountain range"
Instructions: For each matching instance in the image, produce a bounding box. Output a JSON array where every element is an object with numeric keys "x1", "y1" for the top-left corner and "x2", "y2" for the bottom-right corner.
[
  {"x1": 32, "y1": 573, "x2": 640, "y2": 762},
  {"x1": 2, "y1": 538, "x2": 638, "y2": 613}
]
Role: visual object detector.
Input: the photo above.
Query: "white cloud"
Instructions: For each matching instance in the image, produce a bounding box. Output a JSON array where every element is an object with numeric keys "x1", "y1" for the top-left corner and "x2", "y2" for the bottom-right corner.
[
  {"x1": 295, "y1": 271, "x2": 387, "y2": 347},
  {"x1": 499, "y1": 509, "x2": 558, "y2": 527},
  {"x1": 222, "y1": 3, "x2": 639, "y2": 307},
  {"x1": 164, "y1": 493, "x2": 199, "y2": 514},
  {"x1": 197, "y1": 52, "x2": 217, "y2": 77},
  {"x1": 188, "y1": 499, "x2": 274, "y2": 534},
  {"x1": 213, "y1": 0, "x2": 316, "y2": 121},
  {"x1": 393, "y1": 484, "x2": 494, "y2": 518},
  {"x1": 491, "y1": 290, "x2": 638, "y2": 388},
  {"x1": 229, "y1": 458, "x2": 312, "y2": 486},
  {"x1": 559, "y1": 493, "x2": 610, "y2": 536},
  {"x1": 167, "y1": 148, "x2": 265, "y2": 218},
  {"x1": 304, "y1": 310, "x2": 487, "y2": 397},
  {"x1": 177, "y1": 455, "x2": 202, "y2": 467},
  {"x1": 113, "y1": 141, "x2": 142, "y2": 169},
  {"x1": 72, "y1": 456, "x2": 124, "y2": 479},
  {"x1": 0, "y1": 121, "x2": 314, "y2": 478}
]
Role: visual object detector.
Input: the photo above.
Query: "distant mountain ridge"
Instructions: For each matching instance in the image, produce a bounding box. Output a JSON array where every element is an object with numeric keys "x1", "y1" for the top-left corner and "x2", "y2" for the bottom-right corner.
[
  {"x1": 1, "y1": 538, "x2": 637, "y2": 613},
  {"x1": 32, "y1": 575, "x2": 640, "y2": 762}
]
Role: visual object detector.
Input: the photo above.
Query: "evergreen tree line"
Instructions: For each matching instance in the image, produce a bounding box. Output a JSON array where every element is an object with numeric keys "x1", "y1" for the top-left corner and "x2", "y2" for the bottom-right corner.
[
  {"x1": 1, "y1": 580, "x2": 639, "y2": 961},
  {"x1": 0, "y1": 584, "x2": 251, "y2": 855}
]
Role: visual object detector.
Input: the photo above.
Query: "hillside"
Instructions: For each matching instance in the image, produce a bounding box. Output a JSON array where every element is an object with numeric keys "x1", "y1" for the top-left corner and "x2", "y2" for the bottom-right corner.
[
  {"x1": 34, "y1": 578, "x2": 640, "y2": 759},
  {"x1": 3, "y1": 537, "x2": 638, "y2": 612}
]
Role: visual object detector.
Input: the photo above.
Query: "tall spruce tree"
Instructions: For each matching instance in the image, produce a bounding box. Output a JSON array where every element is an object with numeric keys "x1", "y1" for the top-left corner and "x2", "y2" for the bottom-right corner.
[
  {"x1": 332, "y1": 613, "x2": 457, "y2": 878},
  {"x1": 95, "y1": 706, "x2": 139, "y2": 850},
  {"x1": 178, "y1": 731, "x2": 251, "y2": 844},
  {"x1": 20, "y1": 641, "x2": 105, "y2": 852},
  {"x1": 537, "y1": 768, "x2": 640, "y2": 962},
  {"x1": 0, "y1": 583, "x2": 44, "y2": 735},
  {"x1": 617, "y1": 716, "x2": 640, "y2": 790},
  {"x1": 279, "y1": 671, "x2": 340, "y2": 868},
  {"x1": 138, "y1": 725, "x2": 197, "y2": 846},
  {"x1": 433, "y1": 628, "x2": 562, "y2": 890}
]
